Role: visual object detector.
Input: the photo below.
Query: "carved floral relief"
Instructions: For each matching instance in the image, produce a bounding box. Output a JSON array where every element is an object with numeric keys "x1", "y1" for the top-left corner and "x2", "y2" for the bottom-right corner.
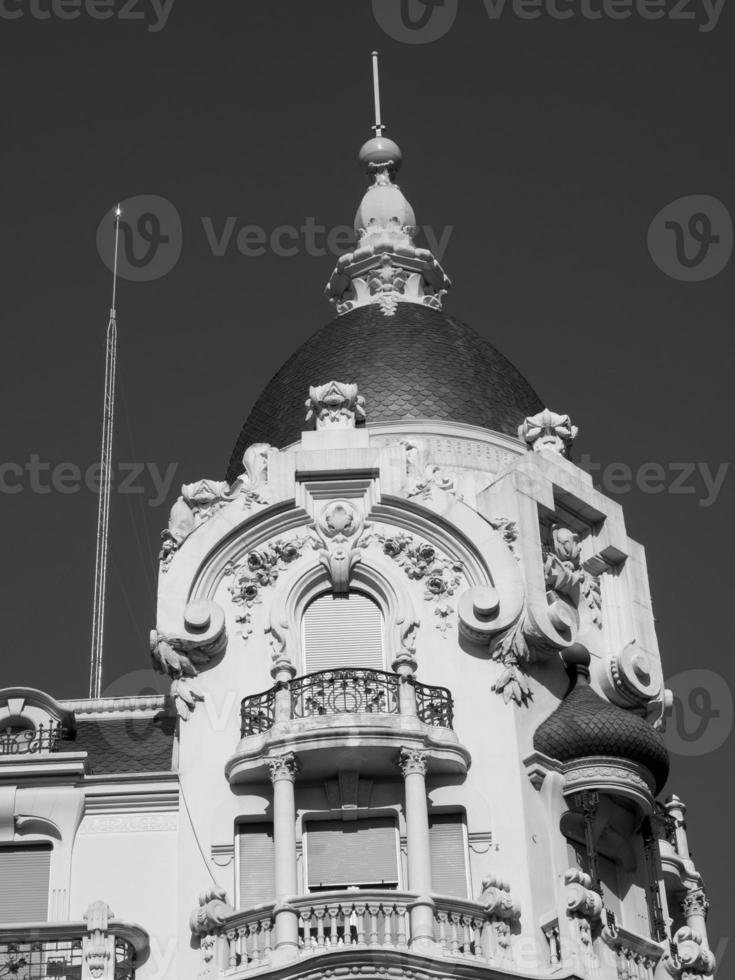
[
  {"x1": 376, "y1": 530, "x2": 464, "y2": 634},
  {"x1": 224, "y1": 535, "x2": 311, "y2": 638}
]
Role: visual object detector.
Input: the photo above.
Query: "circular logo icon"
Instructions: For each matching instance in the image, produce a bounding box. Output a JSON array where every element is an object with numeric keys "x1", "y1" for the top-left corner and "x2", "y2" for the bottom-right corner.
[
  {"x1": 664, "y1": 669, "x2": 733, "y2": 757},
  {"x1": 97, "y1": 194, "x2": 182, "y2": 282},
  {"x1": 372, "y1": 0, "x2": 458, "y2": 44},
  {"x1": 648, "y1": 195, "x2": 732, "y2": 282}
]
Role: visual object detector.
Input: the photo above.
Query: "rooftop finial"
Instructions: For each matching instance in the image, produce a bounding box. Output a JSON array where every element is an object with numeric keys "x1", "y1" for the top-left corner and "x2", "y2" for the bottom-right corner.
[
  {"x1": 325, "y1": 54, "x2": 452, "y2": 316},
  {"x1": 371, "y1": 51, "x2": 384, "y2": 137}
]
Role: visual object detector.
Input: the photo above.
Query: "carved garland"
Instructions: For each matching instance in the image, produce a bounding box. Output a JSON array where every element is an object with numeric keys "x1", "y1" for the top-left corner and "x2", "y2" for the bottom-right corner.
[
  {"x1": 375, "y1": 530, "x2": 464, "y2": 634},
  {"x1": 224, "y1": 536, "x2": 311, "y2": 638}
]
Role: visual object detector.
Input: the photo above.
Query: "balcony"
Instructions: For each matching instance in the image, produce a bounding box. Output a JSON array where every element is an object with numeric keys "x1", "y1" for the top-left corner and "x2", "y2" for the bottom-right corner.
[
  {"x1": 204, "y1": 890, "x2": 513, "y2": 976},
  {"x1": 227, "y1": 669, "x2": 469, "y2": 784},
  {"x1": 0, "y1": 723, "x2": 66, "y2": 756},
  {"x1": 0, "y1": 902, "x2": 149, "y2": 980}
]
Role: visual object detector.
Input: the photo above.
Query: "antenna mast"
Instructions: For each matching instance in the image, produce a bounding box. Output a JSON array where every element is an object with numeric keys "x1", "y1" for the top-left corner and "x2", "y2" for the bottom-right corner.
[
  {"x1": 89, "y1": 205, "x2": 121, "y2": 699},
  {"x1": 371, "y1": 50, "x2": 384, "y2": 136}
]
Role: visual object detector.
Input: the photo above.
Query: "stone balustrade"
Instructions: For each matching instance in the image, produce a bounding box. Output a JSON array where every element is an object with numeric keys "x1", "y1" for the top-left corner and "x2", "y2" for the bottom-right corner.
[
  {"x1": 293, "y1": 890, "x2": 411, "y2": 952},
  {"x1": 201, "y1": 889, "x2": 520, "y2": 974}
]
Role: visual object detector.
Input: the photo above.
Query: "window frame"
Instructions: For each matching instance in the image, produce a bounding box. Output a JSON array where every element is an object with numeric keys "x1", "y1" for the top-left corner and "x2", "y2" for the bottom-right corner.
[{"x1": 302, "y1": 812, "x2": 403, "y2": 893}]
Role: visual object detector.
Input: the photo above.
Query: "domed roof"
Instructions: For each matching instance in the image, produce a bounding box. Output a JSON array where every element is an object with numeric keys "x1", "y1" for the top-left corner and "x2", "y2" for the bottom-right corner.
[
  {"x1": 226, "y1": 303, "x2": 543, "y2": 481},
  {"x1": 533, "y1": 681, "x2": 670, "y2": 794}
]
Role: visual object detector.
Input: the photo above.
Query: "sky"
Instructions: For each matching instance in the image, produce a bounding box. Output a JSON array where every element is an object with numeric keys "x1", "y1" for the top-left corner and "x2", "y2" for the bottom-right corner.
[{"x1": 0, "y1": 0, "x2": 732, "y2": 959}]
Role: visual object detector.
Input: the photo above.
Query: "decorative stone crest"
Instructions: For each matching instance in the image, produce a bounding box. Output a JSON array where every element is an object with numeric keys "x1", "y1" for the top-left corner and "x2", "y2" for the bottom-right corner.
[
  {"x1": 563, "y1": 870, "x2": 602, "y2": 976},
  {"x1": 305, "y1": 381, "x2": 366, "y2": 430},
  {"x1": 190, "y1": 887, "x2": 234, "y2": 937},
  {"x1": 313, "y1": 499, "x2": 372, "y2": 594},
  {"x1": 376, "y1": 530, "x2": 464, "y2": 634},
  {"x1": 396, "y1": 747, "x2": 428, "y2": 777},
  {"x1": 518, "y1": 409, "x2": 578, "y2": 457},
  {"x1": 665, "y1": 926, "x2": 716, "y2": 977},
  {"x1": 544, "y1": 524, "x2": 602, "y2": 627},
  {"x1": 82, "y1": 901, "x2": 115, "y2": 980},
  {"x1": 150, "y1": 599, "x2": 227, "y2": 719},
  {"x1": 224, "y1": 535, "x2": 310, "y2": 637},
  {"x1": 267, "y1": 752, "x2": 300, "y2": 782},
  {"x1": 401, "y1": 439, "x2": 458, "y2": 501},
  {"x1": 159, "y1": 443, "x2": 273, "y2": 571},
  {"x1": 478, "y1": 876, "x2": 521, "y2": 969}
]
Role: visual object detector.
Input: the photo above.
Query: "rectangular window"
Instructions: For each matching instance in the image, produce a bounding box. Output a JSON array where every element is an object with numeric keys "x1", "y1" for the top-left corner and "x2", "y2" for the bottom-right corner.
[
  {"x1": 429, "y1": 814, "x2": 469, "y2": 898},
  {"x1": 305, "y1": 817, "x2": 398, "y2": 891},
  {"x1": 0, "y1": 845, "x2": 51, "y2": 922},
  {"x1": 238, "y1": 823, "x2": 275, "y2": 908}
]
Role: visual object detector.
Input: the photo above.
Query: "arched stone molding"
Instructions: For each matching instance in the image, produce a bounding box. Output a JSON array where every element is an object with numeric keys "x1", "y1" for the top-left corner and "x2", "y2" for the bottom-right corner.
[
  {"x1": 267, "y1": 551, "x2": 422, "y2": 677},
  {"x1": 0, "y1": 687, "x2": 76, "y2": 736}
]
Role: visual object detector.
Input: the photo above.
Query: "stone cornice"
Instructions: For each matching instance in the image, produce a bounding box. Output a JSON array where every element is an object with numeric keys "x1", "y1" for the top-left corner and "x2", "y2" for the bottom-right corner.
[
  {"x1": 214, "y1": 943, "x2": 584, "y2": 980},
  {"x1": 58, "y1": 695, "x2": 172, "y2": 719}
]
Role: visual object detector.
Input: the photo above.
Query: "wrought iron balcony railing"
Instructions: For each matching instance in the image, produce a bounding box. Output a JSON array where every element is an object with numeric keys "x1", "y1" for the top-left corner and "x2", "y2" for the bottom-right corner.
[
  {"x1": 0, "y1": 906, "x2": 149, "y2": 980},
  {"x1": 414, "y1": 680, "x2": 454, "y2": 729},
  {"x1": 0, "y1": 723, "x2": 66, "y2": 756},
  {"x1": 291, "y1": 669, "x2": 400, "y2": 720},
  {"x1": 239, "y1": 669, "x2": 455, "y2": 737},
  {"x1": 240, "y1": 687, "x2": 277, "y2": 737}
]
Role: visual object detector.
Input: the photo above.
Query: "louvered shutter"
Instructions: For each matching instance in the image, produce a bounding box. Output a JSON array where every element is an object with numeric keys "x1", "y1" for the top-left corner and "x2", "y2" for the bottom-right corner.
[
  {"x1": 429, "y1": 815, "x2": 468, "y2": 898},
  {"x1": 305, "y1": 818, "x2": 398, "y2": 889},
  {"x1": 0, "y1": 846, "x2": 51, "y2": 922},
  {"x1": 302, "y1": 593, "x2": 384, "y2": 673},
  {"x1": 238, "y1": 824, "x2": 275, "y2": 908}
]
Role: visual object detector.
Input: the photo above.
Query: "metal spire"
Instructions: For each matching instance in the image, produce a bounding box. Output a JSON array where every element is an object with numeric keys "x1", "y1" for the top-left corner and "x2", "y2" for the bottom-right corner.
[
  {"x1": 371, "y1": 51, "x2": 384, "y2": 136},
  {"x1": 89, "y1": 204, "x2": 121, "y2": 699}
]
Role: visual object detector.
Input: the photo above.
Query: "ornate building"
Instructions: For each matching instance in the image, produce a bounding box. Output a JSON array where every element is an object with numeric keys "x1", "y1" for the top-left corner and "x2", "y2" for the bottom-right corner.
[{"x1": 0, "y1": 128, "x2": 716, "y2": 980}]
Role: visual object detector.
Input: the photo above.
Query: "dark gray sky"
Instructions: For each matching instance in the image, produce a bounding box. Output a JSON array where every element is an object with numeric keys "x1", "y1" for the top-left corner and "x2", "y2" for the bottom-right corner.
[{"x1": 1, "y1": 0, "x2": 732, "y2": 956}]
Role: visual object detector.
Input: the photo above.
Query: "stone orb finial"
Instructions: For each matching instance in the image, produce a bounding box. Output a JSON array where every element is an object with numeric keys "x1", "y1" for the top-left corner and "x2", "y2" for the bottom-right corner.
[{"x1": 359, "y1": 135, "x2": 403, "y2": 173}]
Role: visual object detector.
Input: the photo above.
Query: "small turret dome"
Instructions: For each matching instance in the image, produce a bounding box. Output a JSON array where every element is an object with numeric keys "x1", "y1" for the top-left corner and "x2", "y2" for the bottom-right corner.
[{"x1": 533, "y1": 646, "x2": 670, "y2": 794}]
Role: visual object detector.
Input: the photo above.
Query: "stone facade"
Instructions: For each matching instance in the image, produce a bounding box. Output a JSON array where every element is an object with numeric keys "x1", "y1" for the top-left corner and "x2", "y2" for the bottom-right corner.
[{"x1": 0, "y1": 129, "x2": 715, "y2": 980}]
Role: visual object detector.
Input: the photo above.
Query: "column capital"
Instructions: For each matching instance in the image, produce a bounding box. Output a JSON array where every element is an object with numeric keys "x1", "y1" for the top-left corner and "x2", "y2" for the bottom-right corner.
[
  {"x1": 268, "y1": 752, "x2": 300, "y2": 783},
  {"x1": 397, "y1": 747, "x2": 428, "y2": 777},
  {"x1": 682, "y1": 887, "x2": 709, "y2": 920}
]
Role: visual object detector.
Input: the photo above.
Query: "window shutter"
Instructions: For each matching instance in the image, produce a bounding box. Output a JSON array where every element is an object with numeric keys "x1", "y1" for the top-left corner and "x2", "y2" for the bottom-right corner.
[
  {"x1": 429, "y1": 815, "x2": 468, "y2": 898},
  {"x1": 302, "y1": 593, "x2": 384, "y2": 673},
  {"x1": 306, "y1": 817, "x2": 398, "y2": 890},
  {"x1": 0, "y1": 845, "x2": 50, "y2": 922},
  {"x1": 238, "y1": 824, "x2": 275, "y2": 908}
]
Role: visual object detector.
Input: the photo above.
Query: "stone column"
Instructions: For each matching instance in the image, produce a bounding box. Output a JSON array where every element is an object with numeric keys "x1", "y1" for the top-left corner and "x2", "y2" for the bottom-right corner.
[
  {"x1": 268, "y1": 753, "x2": 300, "y2": 961},
  {"x1": 392, "y1": 652, "x2": 418, "y2": 717},
  {"x1": 271, "y1": 660, "x2": 296, "y2": 724},
  {"x1": 397, "y1": 747, "x2": 435, "y2": 952},
  {"x1": 665, "y1": 796, "x2": 691, "y2": 860}
]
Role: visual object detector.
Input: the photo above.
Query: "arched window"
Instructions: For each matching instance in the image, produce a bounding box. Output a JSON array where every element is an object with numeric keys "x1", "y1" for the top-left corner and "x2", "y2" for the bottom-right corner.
[{"x1": 302, "y1": 591, "x2": 384, "y2": 673}]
